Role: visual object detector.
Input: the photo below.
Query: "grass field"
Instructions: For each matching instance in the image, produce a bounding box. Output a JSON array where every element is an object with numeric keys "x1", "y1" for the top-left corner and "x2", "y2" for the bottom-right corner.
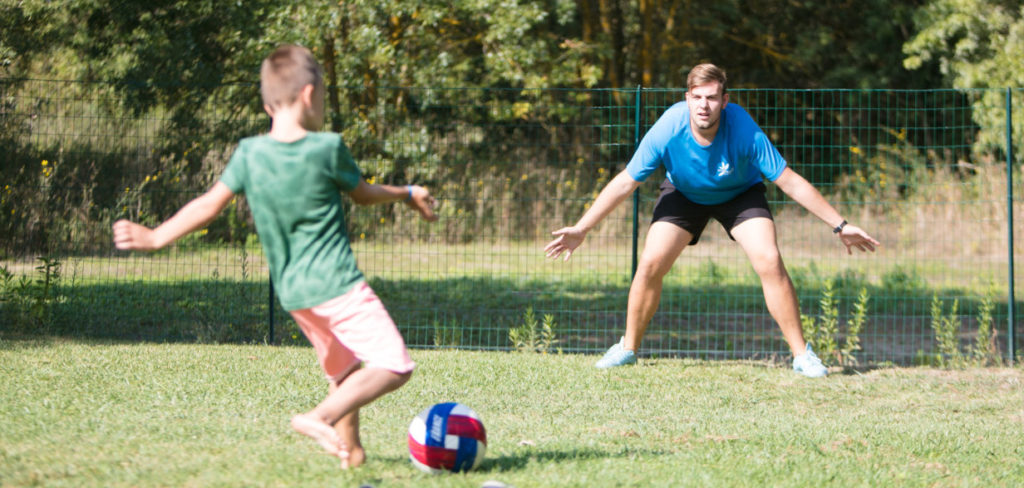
[
  {"x1": 2, "y1": 339, "x2": 1023, "y2": 487},
  {"x1": 4, "y1": 235, "x2": 1020, "y2": 365}
]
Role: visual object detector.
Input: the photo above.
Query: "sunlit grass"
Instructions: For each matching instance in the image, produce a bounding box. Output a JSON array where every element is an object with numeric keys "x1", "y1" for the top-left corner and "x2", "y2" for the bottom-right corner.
[{"x1": 1, "y1": 340, "x2": 1022, "y2": 487}]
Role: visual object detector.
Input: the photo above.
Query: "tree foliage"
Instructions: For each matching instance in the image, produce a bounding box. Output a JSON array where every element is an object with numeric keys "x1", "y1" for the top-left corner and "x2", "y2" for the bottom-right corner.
[
  {"x1": 65, "y1": 1, "x2": 276, "y2": 141},
  {"x1": 1, "y1": 0, "x2": 1014, "y2": 253},
  {"x1": 4, "y1": 0, "x2": 946, "y2": 91},
  {"x1": 586, "y1": 0, "x2": 939, "y2": 89},
  {"x1": 904, "y1": 0, "x2": 1024, "y2": 159}
]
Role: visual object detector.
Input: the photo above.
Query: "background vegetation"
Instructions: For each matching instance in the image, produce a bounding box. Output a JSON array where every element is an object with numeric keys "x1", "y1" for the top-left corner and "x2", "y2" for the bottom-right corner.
[
  {"x1": 3, "y1": 0, "x2": 1022, "y2": 253},
  {"x1": 1, "y1": 1, "x2": 1021, "y2": 365},
  {"x1": 1, "y1": 6, "x2": 1022, "y2": 484}
]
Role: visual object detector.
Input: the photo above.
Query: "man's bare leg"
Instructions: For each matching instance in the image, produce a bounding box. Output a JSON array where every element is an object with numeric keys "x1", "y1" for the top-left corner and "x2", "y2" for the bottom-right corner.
[
  {"x1": 623, "y1": 222, "x2": 692, "y2": 352},
  {"x1": 730, "y1": 217, "x2": 807, "y2": 355}
]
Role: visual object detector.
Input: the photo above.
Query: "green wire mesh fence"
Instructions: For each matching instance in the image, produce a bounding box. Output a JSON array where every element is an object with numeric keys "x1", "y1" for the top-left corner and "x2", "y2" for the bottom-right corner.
[{"x1": 1, "y1": 79, "x2": 1020, "y2": 365}]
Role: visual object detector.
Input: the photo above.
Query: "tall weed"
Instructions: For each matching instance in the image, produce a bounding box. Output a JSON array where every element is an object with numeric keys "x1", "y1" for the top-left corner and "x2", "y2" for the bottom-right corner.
[
  {"x1": 970, "y1": 293, "x2": 1000, "y2": 366},
  {"x1": 930, "y1": 294, "x2": 964, "y2": 368},
  {"x1": 801, "y1": 279, "x2": 868, "y2": 368},
  {"x1": 924, "y1": 290, "x2": 1002, "y2": 368},
  {"x1": 0, "y1": 257, "x2": 63, "y2": 334},
  {"x1": 509, "y1": 306, "x2": 559, "y2": 354}
]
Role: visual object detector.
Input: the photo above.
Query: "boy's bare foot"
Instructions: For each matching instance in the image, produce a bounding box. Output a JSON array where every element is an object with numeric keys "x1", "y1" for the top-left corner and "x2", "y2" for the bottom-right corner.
[
  {"x1": 290, "y1": 414, "x2": 344, "y2": 456},
  {"x1": 341, "y1": 446, "x2": 366, "y2": 469}
]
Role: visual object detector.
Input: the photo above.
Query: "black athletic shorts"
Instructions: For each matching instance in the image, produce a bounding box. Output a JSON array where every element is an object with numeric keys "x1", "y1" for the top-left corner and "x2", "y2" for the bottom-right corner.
[{"x1": 651, "y1": 179, "x2": 773, "y2": 245}]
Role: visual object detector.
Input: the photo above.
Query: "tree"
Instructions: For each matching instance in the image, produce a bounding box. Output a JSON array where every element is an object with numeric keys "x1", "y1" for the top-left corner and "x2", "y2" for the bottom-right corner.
[
  {"x1": 589, "y1": 0, "x2": 938, "y2": 89},
  {"x1": 0, "y1": 1, "x2": 62, "y2": 78},
  {"x1": 65, "y1": 1, "x2": 276, "y2": 141},
  {"x1": 904, "y1": 0, "x2": 1024, "y2": 160}
]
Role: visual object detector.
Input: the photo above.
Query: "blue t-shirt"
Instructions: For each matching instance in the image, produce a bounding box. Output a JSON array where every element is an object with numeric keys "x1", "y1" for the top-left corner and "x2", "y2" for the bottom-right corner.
[{"x1": 626, "y1": 102, "x2": 786, "y2": 205}]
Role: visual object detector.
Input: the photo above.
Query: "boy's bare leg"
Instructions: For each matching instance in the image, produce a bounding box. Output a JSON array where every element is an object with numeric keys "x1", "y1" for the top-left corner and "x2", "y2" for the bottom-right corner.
[
  {"x1": 290, "y1": 413, "x2": 345, "y2": 457},
  {"x1": 334, "y1": 410, "x2": 363, "y2": 468},
  {"x1": 294, "y1": 368, "x2": 411, "y2": 468},
  {"x1": 330, "y1": 375, "x2": 365, "y2": 468}
]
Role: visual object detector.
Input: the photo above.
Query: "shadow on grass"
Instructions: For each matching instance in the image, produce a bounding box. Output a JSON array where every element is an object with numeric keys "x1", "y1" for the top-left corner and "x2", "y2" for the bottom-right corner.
[
  {"x1": 478, "y1": 446, "x2": 664, "y2": 473},
  {"x1": 1, "y1": 275, "x2": 1018, "y2": 365}
]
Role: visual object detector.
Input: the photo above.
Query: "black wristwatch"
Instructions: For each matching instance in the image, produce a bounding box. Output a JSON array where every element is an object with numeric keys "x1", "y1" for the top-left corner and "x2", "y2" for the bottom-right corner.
[{"x1": 833, "y1": 220, "x2": 848, "y2": 234}]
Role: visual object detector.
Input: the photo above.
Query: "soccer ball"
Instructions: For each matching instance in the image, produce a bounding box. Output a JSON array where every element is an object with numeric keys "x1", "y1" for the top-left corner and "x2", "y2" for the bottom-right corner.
[{"x1": 407, "y1": 402, "x2": 487, "y2": 473}]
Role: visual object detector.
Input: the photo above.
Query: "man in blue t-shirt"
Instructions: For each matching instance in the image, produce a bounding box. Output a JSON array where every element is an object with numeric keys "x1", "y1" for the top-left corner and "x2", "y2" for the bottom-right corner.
[{"x1": 544, "y1": 64, "x2": 880, "y2": 377}]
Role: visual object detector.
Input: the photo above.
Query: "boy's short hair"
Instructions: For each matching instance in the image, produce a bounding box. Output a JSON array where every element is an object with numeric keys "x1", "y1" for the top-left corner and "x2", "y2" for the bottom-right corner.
[
  {"x1": 260, "y1": 44, "x2": 324, "y2": 109},
  {"x1": 687, "y1": 63, "x2": 727, "y2": 94}
]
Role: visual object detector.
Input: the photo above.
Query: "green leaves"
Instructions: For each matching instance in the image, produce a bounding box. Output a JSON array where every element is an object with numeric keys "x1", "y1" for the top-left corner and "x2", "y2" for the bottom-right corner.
[{"x1": 904, "y1": 0, "x2": 1024, "y2": 158}]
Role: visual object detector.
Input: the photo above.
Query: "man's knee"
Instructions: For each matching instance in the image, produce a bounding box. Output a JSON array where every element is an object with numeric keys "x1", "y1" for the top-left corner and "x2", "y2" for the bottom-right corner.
[
  {"x1": 749, "y1": 251, "x2": 786, "y2": 279},
  {"x1": 635, "y1": 253, "x2": 674, "y2": 281}
]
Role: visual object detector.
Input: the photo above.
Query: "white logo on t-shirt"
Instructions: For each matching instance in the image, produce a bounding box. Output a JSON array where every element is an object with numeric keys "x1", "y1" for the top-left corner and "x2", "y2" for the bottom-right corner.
[{"x1": 716, "y1": 160, "x2": 733, "y2": 177}]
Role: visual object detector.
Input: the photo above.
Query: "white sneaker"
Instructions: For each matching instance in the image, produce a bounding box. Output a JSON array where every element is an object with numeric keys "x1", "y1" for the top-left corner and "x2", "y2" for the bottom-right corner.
[
  {"x1": 595, "y1": 337, "x2": 637, "y2": 369},
  {"x1": 793, "y1": 344, "x2": 828, "y2": 377}
]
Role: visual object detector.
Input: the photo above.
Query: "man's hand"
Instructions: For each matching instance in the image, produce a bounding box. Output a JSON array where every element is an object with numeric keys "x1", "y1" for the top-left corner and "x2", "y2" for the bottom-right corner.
[
  {"x1": 544, "y1": 226, "x2": 587, "y2": 261},
  {"x1": 838, "y1": 224, "x2": 880, "y2": 255}
]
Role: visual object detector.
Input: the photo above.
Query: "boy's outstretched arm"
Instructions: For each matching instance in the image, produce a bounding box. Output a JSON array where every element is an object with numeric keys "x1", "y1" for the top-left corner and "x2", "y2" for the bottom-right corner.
[
  {"x1": 113, "y1": 182, "x2": 236, "y2": 251},
  {"x1": 348, "y1": 180, "x2": 438, "y2": 222}
]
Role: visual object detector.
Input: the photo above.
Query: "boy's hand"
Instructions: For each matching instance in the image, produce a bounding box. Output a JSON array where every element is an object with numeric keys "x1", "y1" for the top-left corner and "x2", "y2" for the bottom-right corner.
[
  {"x1": 113, "y1": 219, "x2": 158, "y2": 251},
  {"x1": 406, "y1": 185, "x2": 439, "y2": 222}
]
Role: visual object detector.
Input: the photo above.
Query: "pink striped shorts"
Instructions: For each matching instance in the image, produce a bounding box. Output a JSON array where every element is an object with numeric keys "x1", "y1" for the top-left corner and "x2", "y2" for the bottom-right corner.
[{"x1": 290, "y1": 281, "x2": 415, "y2": 382}]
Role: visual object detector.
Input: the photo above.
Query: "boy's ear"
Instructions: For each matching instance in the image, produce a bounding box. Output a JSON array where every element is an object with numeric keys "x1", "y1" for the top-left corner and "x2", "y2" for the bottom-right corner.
[
  {"x1": 263, "y1": 104, "x2": 275, "y2": 117},
  {"x1": 299, "y1": 84, "x2": 315, "y2": 108}
]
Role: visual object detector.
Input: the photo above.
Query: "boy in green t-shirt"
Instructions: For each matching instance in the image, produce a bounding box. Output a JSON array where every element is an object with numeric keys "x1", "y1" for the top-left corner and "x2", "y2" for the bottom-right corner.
[{"x1": 113, "y1": 44, "x2": 438, "y2": 469}]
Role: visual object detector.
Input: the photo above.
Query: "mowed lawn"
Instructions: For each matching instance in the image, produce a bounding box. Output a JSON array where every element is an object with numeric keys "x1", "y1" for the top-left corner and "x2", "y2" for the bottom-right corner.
[{"x1": 1, "y1": 339, "x2": 1022, "y2": 487}]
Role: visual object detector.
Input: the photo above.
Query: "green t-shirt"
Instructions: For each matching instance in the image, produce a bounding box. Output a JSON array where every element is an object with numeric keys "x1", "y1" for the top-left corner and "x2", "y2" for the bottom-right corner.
[{"x1": 220, "y1": 132, "x2": 364, "y2": 311}]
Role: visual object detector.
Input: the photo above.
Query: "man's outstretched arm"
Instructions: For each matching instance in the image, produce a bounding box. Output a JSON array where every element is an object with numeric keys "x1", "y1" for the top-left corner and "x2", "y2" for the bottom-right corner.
[
  {"x1": 544, "y1": 169, "x2": 642, "y2": 261},
  {"x1": 773, "y1": 167, "x2": 880, "y2": 254}
]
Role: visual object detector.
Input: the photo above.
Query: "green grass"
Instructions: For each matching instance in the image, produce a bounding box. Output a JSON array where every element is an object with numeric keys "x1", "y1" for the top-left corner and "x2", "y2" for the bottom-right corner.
[
  {"x1": 5, "y1": 240, "x2": 1019, "y2": 365},
  {"x1": 2, "y1": 339, "x2": 1023, "y2": 487}
]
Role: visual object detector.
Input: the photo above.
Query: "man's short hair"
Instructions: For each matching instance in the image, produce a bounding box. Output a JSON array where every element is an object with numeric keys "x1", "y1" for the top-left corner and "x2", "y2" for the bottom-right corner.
[
  {"x1": 686, "y1": 63, "x2": 727, "y2": 94},
  {"x1": 260, "y1": 44, "x2": 324, "y2": 109}
]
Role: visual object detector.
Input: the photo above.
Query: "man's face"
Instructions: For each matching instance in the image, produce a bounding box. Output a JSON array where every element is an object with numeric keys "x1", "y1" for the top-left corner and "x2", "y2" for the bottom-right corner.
[{"x1": 685, "y1": 81, "x2": 728, "y2": 132}]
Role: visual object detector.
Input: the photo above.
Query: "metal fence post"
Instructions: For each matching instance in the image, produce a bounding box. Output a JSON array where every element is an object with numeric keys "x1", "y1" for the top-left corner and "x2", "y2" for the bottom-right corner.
[
  {"x1": 1007, "y1": 88, "x2": 1016, "y2": 364},
  {"x1": 269, "y1": 279, "x2": 275, "y2": 344},
  {"x1": 631, "y1": 85, "x2": 643, "y2": 279}
]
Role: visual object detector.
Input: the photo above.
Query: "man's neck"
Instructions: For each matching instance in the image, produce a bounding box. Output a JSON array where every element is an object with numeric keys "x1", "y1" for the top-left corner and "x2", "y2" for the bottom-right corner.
[{"x1": 691, "y1": 124, "x2": 719, "y2": 146}]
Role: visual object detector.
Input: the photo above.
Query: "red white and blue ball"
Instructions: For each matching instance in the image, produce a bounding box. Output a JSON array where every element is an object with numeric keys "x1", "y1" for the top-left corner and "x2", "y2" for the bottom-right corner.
[{"x1": 408, "y1": 402, "x2": 487, "y2": 473}]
